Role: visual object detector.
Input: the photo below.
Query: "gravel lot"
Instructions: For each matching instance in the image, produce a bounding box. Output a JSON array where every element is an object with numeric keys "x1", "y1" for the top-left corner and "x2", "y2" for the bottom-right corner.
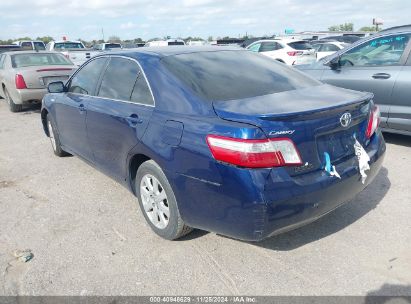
[{"x1": 0, "y1": 101, "x2": 410, "y2": 296}]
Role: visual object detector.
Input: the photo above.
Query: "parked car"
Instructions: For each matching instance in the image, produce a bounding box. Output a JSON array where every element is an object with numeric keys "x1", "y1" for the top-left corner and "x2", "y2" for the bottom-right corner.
[
  {"x1": 94, "y1": 43, "x2": 122, "y2": 51},
  {"x1": 13, "y1": 40, "x2": 46, "y2": 51},
  {"x1": 312, "y1": 41, "x2": 348, "y2": 60},
  {"x1": 246, "y1": 38, "x2": 315, "y2": 65},
  {"x1": 145, "y1": 39, "x2": 185, "y2": 47},
  {"x1": 46, "y1": 40, "x2": 99, "y2": 66},
  {"x1": 41, "y1": 47, "x2": 385, "y2": 241},
  {"x1": 0, "y1": 45, "x2": 21, "y2": 53},
  {"x1": 298, "y1": 25, "x2": 411, "y2": 136},
  {"x1": 0, "y1": 51, "x2": 76, "y2": 112}
]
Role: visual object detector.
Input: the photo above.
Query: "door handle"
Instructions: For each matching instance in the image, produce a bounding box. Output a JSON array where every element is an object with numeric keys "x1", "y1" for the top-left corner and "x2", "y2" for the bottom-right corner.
[
  {"x1": 372, "y1": 73, "x2": 391, "y2": 79},
  {"x1": 126, "y1": 114, "x2": 143, "y2": 126},
  {"x1": 78, "y1": 104, "x2": 86, "y2": 113}
]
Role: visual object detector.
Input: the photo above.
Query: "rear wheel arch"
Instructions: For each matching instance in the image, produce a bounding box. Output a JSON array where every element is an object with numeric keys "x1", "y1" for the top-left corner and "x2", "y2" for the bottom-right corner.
[{"x1": 129, "y1": 154, "x2": 151, "y2": 194}]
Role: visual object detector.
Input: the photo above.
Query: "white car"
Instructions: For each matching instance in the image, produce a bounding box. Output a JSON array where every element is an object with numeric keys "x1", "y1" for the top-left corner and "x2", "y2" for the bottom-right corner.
[
  {"x1": 145, "y1": 39, "x2": 186, "y2": 47},
  {"x1": 45, "y1": 40, "x2": 99, "y2": 66},
  {"x1": 246, "y1": 38, "x2": 315, "y2": 65},
  {"x1": 312, "y1": 41, "x2": 348, "y2": 61}
]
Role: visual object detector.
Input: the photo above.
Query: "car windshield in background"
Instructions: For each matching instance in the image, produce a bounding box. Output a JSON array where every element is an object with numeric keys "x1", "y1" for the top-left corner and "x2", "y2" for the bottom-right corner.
[
  {"x1": 162, "y1": 50, "x2": 321, "y2": 101},
  {"x1": 11, "y1": 53, "x2": 73, "y2": 68},
  {"x1": 54, "y1": 42, "x2": 84, "y2": 49},
  {"x1": 33, "y1": 42, "x2": 46, "y2": 50},
  {"x1": 106, "y1": 43, "x2": 121, "y2": 49},
  {"x1": 0, "y1": 45, "x2": 21, "y2": 53},
  {"x1": 288, "y1": 41, "x2": 313, "y2": 50}
]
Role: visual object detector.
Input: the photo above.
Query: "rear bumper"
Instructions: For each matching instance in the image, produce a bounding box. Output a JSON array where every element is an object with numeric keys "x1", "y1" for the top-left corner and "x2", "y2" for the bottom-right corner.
[
  {"x1": 13, "y1": 88, "x2": 46, "y2": 104},
  {"x1": 172, "y1": 130, "x2": 386, "y2": 241}
]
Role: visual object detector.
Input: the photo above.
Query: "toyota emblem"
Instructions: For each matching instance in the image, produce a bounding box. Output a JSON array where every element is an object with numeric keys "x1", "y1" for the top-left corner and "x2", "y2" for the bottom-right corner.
[{"x1": 340, "y1": 112, "x2": 352, "y2": 128}]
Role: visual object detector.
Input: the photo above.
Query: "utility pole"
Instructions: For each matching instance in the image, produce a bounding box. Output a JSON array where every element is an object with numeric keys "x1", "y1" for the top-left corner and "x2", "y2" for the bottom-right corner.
[{"x1": 101, "y1": 28, "x2": 105, "y2": 42}]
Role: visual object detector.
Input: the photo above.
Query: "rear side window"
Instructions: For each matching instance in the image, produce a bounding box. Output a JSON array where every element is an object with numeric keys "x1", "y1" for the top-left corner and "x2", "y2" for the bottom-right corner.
[
  {"x1": 131, "y1": 75, "x2": 154, "y2": 105},
  {"x1": 288, "y1": 41, "x2": 313, "y2": 50},
  {"x1": 259, "y1": 42, "x2": 278, "y2": 52},
  {"x1": 162, "y1": 50, "x2": 320, "y2": 101},
  {"x1": 98, "y1": 57, "x2": 140, "y2": 100},
  {"x1": 68, "y1": 57, "x2": 107, "y2": 95}
]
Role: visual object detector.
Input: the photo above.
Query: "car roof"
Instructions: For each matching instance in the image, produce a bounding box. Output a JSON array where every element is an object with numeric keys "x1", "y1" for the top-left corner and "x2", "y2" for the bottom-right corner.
[
  {"x1": 378, "y1": 24, "x2": 411, "y2": 34},
  {"x1": 100, "y1": 46, "x2": 243, "y2": 58},
  {"x1": 2, "y1": 50, "x2": 65, "y2": 55}
]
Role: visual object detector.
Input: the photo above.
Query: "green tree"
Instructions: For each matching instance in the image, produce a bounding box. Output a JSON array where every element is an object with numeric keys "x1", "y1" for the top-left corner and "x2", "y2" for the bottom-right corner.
[
  {"x1": 328, "y1": 23, "x2": 354, "y2": 31},
  {"x1": 36, "y1": 36, "x2": 54, "y2": 44},
  {"x1": 359, "y1": 26, "x2": 379, "y2": 32}
]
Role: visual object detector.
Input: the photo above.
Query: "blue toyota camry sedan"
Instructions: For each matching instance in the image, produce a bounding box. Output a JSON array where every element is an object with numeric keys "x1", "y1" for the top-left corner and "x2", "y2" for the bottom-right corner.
[{"x1": 41, "y1": 47, "x2": 385, "y2": 241}]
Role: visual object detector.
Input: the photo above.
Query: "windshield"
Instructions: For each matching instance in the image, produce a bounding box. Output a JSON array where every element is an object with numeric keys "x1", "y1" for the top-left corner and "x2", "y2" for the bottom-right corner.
[
  {"x1": 54, "y1": 42, "x2": 84, "y2": 49},
  {"x1": 162, "y1": 50, "x2": 321, "y2": 101},
  {"x1": 11, "y1": 53, "x2": 73, "y2": 68},
  {"x1": 168, "y1": 41, "x2": 185, "y2": 46}
]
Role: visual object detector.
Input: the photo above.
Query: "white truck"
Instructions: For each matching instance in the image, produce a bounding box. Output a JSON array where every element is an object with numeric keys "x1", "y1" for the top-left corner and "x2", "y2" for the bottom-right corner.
[{"x1": 45, "y1": 40, "x2": 100, "y2": 66}]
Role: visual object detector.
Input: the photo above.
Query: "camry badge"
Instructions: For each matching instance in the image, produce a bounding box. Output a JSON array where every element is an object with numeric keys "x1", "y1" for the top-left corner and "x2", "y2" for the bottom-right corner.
[{"x1": 340, "y1": 112, "x2": 352, "y2": 128}]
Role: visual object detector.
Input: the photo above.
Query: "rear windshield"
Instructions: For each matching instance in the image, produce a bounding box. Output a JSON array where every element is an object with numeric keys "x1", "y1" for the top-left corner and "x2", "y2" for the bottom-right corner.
[
  {"x1": 54, "y1": 42, "x2": 84, "y2": 49},
  {"x1": 105, "y1": 43, "x2": 121, "y2": 49},
  {"x1": 33, "y1": 42, "x2": 46, "y2": 50},
  {"x1": 161, "y1": 50, "x2": 320, "y2": 101},
  {"x1": 288, "y1": 41, "x2": 313, "y2": 50},
  {"x1": 168, "y1": 41, "x2": 185, "y2": 46},
  {"x1": 11, "y1": 53, "x2": 73, "y2": 68}
]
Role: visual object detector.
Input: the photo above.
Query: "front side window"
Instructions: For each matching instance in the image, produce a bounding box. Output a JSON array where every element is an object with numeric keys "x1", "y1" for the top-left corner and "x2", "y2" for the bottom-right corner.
[
  {"x1": 247, "y1": 43, "x2": 261, "y2": 52},
  {"x1": 68, "y1": 57, "x2": 107, "y2": 95},
  {"x1": 0, "y1": 55, "x2": 5, "y2": 69},
  {"x1": 98, "y1": 57, "x2": 140, "y2": 101},
  {"x1": 33, "y1": 42, "x2": 46, "y2": 50},
  {"x1": 340, "y1": 34, "x2": 411, "y2": 67}
]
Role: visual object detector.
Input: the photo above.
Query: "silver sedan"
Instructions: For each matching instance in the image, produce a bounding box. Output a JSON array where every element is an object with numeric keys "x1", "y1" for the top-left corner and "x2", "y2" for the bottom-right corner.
[{"x1": 0, "y1": 51, "x2": 77, "y2": 112}]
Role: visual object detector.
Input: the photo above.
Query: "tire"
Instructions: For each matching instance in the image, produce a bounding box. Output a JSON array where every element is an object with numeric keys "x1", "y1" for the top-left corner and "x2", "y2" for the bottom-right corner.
[
  {"x1": 136, "y1": 160, "x2": 192, "y2": 240},
  {"x1": 4, "y1": 87, "x2": 22, "y2": 113},
  {"x1": 46, "y1": 115, "x2": 70, "y2": 157}
]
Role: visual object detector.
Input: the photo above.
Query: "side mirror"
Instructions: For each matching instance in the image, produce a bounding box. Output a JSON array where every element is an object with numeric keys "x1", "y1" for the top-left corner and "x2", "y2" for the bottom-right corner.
[
  {"x1": 326, "y1": 56, "x2": 341, "y2": 70},
  {"x1": 48, "y1": 81, "x2": 66, "y2": 93}
]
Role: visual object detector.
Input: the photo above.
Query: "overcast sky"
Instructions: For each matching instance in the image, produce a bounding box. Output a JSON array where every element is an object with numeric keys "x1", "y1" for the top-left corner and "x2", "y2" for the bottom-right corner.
[{"x1": 1, "y1": 0, "x2": 410, "y2": 41}]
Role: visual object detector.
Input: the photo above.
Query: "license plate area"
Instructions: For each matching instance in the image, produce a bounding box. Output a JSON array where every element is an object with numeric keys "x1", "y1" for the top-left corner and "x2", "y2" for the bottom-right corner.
[{"x1": 317, "y1": 126, "x2": 358, "y2": 163}]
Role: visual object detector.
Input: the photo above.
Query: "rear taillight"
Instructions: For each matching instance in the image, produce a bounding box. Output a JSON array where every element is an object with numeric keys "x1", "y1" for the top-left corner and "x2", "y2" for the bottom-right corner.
[
  {"x1": 206, "y1": 135, "x2": 302, "y2": 168},
  {"x1": 15, "y1": 74, "x2": 27, "y2": 89},
  {"x1": 287, "y1": 51, "x2": 303, "y2": 56},
  {"x1": 366, "y1": 105, "x2": 380, "y2": 138}
]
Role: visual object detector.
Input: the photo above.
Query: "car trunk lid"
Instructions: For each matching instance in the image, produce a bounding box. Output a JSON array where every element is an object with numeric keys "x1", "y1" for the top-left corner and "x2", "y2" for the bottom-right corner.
[
  {"x1": 213, "y1": 84, "x2": 373, "y2": 173},
  {"x1": 15, "y1": 65, "x2": 76, "y2": 89}
]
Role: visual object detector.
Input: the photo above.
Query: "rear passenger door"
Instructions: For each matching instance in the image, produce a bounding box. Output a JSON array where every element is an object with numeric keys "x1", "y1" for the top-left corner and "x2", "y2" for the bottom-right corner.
[{"x1": 86, "y1": 56, "x2": 155, "y2": 179}]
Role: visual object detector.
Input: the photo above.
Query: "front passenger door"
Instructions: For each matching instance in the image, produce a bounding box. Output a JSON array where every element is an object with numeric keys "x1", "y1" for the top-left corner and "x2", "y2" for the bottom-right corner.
[
  {"x1": 53, "y1": 57, "x2": 108, "y2": 159},
  {"x1": 86, "y1": 56, "x2": 155, "y2": 179},
  {"x1": 321, "y1": 34, "x2": 411, "y2": 128}
]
